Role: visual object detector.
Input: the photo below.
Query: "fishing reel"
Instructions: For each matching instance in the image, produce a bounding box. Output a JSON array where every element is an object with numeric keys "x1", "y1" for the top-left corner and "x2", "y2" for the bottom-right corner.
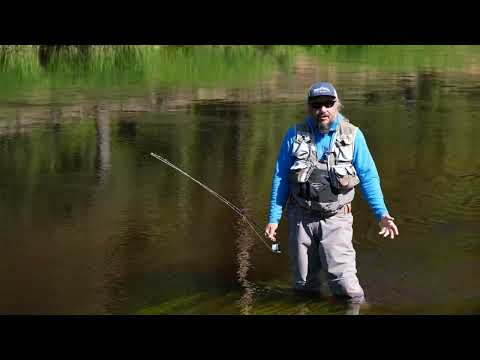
[{"x1": 271, "y1": 242, "x2": 281, "y2": 254}]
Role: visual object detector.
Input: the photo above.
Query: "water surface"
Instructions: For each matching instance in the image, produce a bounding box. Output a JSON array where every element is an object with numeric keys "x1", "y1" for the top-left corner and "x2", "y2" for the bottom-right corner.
[{"x1": 1, "y1": 46, "x2": 479, "y2": 314}]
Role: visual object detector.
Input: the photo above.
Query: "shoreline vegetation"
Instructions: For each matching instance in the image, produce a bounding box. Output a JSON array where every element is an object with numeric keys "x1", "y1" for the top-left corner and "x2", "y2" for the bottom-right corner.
[
  {"x1": 2, "y1": 45, "x2": 480, "y2": 136},
  {"x1": 1, "y1": 45, "x2": 480, "y2": 88}
]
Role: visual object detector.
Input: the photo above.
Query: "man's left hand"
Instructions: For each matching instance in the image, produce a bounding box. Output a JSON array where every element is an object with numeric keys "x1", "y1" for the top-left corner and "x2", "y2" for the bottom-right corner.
[{"x1": 378, "y1": 214, "x2": 399, "y2": 239}]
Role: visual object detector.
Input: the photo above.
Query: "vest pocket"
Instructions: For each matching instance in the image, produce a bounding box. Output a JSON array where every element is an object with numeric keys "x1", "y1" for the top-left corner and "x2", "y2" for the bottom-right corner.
[
  {"x1": 289, "y1": 164, "x2": 314, "y2": 183},
  {"x1": 329, "y1": 164, "x2": 360, "y2": 192},
  {"x1": 292, "y1": 138, "x2": 311, "y2": 160},
  {"x1": 335, "y1": 137, "x2": 354, "y2": 161},
  {"x1": 290, "y1": 138, "x2": 315, "y2": 184}
]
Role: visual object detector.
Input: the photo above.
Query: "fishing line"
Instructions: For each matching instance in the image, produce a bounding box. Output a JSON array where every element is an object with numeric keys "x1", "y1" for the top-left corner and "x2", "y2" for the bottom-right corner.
[{"x1": 150, "y1": 152, "x2": 277, "y2": 253}]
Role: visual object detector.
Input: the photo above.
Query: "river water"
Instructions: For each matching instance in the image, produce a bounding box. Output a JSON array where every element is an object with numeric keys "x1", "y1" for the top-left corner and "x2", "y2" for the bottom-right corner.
[{"x1": 1, "y1": 46, "x2": 479, "y2": 314}]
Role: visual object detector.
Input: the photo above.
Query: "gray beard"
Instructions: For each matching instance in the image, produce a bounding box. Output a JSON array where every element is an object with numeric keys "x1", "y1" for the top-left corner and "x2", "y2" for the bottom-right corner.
[{"x1": 317, "y1": 121, "x2": 331, "y2": 133}]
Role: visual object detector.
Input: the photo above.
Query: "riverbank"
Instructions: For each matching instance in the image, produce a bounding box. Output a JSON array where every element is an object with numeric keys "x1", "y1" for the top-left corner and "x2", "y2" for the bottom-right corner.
[{"x1": 2, "y1": 45, "x2": 480, "y2": 78}]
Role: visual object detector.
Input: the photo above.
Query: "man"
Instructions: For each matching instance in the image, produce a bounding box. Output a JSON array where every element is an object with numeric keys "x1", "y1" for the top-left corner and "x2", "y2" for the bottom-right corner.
[{"x1": 264, "y1": 82, "x2": 399, "y2": 304}]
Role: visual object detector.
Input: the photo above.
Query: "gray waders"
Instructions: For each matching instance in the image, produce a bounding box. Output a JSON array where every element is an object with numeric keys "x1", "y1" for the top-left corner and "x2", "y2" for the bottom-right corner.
[{"x1": 286, "y1": 203, "x2": 365, "y2": 303}]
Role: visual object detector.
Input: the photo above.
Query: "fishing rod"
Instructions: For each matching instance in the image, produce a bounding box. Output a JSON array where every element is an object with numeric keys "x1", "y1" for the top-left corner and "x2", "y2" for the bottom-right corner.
[{"x1": 150, "y1": 152, "x2": 281, "y2": 254}]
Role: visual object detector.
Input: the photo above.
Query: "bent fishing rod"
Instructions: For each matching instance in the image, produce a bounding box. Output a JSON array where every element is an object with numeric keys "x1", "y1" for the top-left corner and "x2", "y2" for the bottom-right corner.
[{"x1": 150, "y1": 152, "x2": 280, "y2": 254}]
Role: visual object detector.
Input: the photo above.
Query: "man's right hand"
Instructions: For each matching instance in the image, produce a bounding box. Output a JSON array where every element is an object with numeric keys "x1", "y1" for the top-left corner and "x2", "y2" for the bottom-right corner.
[{"x1": 264, "y1": 223, "x2": 279, "y2": 242}]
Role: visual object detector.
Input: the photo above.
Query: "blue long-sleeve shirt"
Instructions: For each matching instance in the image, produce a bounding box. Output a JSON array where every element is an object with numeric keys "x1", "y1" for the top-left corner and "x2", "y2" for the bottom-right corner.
[{"x1": 268, "y1": 113, "x2": 389, "y2": 224}]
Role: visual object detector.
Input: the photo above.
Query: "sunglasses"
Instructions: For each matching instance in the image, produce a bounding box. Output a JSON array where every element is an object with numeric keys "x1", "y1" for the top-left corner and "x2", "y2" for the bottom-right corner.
[{"x1": 309, "y1": 100, "x2": 336, "y2": 109}]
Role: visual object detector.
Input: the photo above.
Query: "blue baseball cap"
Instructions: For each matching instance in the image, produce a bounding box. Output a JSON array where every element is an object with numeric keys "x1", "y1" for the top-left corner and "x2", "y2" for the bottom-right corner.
[{"x1": 307, "y1": 82, "x2": 338, "y2": 101}]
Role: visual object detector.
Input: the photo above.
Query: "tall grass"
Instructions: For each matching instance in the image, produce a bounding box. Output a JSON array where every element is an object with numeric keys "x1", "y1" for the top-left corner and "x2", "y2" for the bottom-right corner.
[
  {"x1": 305, "y1": 45, "x2": 480, "y2": 71},
  {"x1": 1, "y1": 45, "x2": 480, "y2": 93},
  {"x1": 0, "y1": 45, "x2": 289, "y2": 91}
]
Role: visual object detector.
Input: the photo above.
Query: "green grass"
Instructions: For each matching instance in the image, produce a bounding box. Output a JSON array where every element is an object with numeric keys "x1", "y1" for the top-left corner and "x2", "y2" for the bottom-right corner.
[
  {"x1": 1, "y1": 45, "x2": 480, "y2": 95},
  {"x1": 0, "y1": 45, "x2": 286, "y2": 91},
  {"x1": 305, "y1": 45, "x2": 480, "y2": 72}
]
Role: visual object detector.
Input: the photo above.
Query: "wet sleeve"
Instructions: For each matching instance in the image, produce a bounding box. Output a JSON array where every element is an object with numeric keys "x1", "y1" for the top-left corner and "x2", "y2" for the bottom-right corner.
[
  {"x1": 352, "y1": 128, "x2": 389, "y2": 222},
  {"x1": 267, "y1": 127, "x2": 296, "y2": 224}
]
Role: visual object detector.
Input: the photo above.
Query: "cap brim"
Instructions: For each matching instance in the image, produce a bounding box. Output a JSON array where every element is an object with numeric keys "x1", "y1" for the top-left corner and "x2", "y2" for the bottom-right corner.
[{"x1": 308, "y1": 95, "x2": 337, "y2": 102}]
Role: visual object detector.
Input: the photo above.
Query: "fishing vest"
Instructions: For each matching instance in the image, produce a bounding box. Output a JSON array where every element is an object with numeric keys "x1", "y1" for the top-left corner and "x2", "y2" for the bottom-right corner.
[{"x1": 288, "y1": 118, "x2": 360, "y2": 217}]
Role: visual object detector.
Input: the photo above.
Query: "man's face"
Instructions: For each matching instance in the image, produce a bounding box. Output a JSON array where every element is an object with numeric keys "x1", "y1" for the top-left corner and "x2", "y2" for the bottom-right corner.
[{"x1": 308, "y1": 96, "x2": 339, "y2": 131}]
